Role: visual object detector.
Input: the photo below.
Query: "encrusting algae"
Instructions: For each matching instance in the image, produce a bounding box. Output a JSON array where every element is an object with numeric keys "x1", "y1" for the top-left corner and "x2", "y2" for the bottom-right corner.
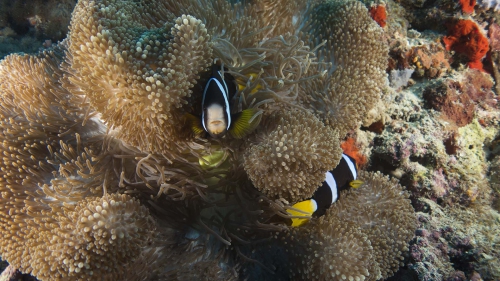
[{"x1": 0, "y1": 0, "x2": 417, "y2": 280}]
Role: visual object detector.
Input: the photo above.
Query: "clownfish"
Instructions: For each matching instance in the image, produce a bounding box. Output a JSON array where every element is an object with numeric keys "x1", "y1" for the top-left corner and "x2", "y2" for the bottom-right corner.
[
  {"x1": 287, "y1": 153, "x2": 364, "y2": 227},
  {"x1": 186, "y1": 64, "x2": 262, "y2": 139}
]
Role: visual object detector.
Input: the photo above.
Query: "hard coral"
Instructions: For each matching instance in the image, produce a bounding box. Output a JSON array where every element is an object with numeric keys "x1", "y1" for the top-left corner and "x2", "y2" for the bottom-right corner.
[
  {"x1": 409, "y1": 43, "x2": 451, "y2": 78},
  {"x1": 462, "y1": 69, "x2": 497, "y2": 109},
  {"x1": 423, "y1": 79, "x2": 475, "y2": 127},
  {"x1": 410, "y1": 199, "x2": 500, "y2": 280},
  {"x1": 442, "y1": 19, "x2": 489, "y2": 71},
  {"x1": 489, "y1": 23, "x2": 500, "y2": 52}
]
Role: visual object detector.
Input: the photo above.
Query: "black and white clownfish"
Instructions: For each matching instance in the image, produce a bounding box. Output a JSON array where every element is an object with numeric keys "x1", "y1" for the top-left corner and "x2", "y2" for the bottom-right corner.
[
  {"x1": 186, "y1": 64, "x2": 262, "y2": 139},
  {"x1": 287, "y1": 153, "x2": 364, "y2": 227}
]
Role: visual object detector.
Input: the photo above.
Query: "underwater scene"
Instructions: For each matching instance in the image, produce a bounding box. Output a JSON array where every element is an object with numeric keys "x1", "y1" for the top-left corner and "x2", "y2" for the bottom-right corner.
[{"x1": 0, "y1": 0, "x2": 499, "y2": 280}]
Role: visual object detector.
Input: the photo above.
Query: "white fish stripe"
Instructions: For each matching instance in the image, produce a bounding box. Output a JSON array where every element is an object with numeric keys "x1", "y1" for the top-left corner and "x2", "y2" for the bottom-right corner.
[
  {"x1": 202, "y1": 77, "x2": 232, "y2": 131},
  {"x1": 324, "y1": 171, "x2": 338, "y2": 204},
  {"x1": 217, "y1": 71, "x2": 229, "y2": 96},
  {"x1": 201, "y1": 110, "x2": 207, "y2": 132},
  {"x1": 201, "y1": 78, "x2": 213, "y2": 132},
  {"x1": 310, "y1": 198, "x2": 318, "y2": 212},
  {"x1": 211, "y1": 78, "x2": 232, "y2": 129},
  {"x1": 342, "y1": 154, "x2": 357, "y2": 179}
]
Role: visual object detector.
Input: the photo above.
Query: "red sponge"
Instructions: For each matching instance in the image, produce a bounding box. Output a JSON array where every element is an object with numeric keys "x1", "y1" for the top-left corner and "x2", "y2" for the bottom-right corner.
[
  {"x1": 442, "y1": 19, "x2": 489, "y2": 71},
  {"x1": 369, "y1": 5, "x2": 387, "y2": 28}
]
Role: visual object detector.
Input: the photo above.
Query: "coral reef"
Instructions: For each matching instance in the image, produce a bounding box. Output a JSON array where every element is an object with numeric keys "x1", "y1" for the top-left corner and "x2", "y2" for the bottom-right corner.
[
  {"x1": 409, "y1": 199, "x2": 500, "y2": 280},
  {"x1": 442, "y1": 19, "x2": 490, "y2": 71},
  {"x1": 3, "y1": 0, "x2": 500, "y2": 279},
  {"x1": 477, "y1": 0, "x2": 500, "y2": 12},
  {"x1": 352, "y1": 0, "x2": 500, "y2": 279},
  {"x1": 6, "y1": 0, "x2": 500, "y2": 279},
  {"x1": 459, "y1": 0, "x2": 476, "y2": 14},
  {"x1": 422, "y1": 78, "x2": 475, "y2": 127},
  {"x1": 0, "y1": 0, "x2": 417, "y2": 280}
]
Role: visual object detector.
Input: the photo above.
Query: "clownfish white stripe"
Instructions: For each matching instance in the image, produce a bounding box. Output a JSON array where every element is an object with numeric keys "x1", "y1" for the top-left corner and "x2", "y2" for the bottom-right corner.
[
  {"x1": 202, "y1": 77, "x2": 232, "y2": 130},
  {"x1": 310, "y1": 198, "x2": 318, "y2": 213},
  {"x1": 194, "y1": 64, "x2": 261, "y2": 139},
  {"x1": 343, "y1": 154, "x2": 357, "y2": 179},
  {"x1": 218, "y1": 71, "x2": 229, "y2": 96},
  {"x1": 201, "y1": 110, "x2": 207, "y2": 132},
  {"x1": 287, "y1": 153, "x2": 361, "y2": 226},
  {"x1": 324, "y1": 171, "x2": 338, "y2": 204}
]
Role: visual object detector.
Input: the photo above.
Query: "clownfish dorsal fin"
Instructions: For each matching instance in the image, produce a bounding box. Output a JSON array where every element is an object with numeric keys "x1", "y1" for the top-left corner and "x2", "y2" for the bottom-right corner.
[
  {"x1": 287, "y1": 199, "x2": 318, "y2": 227},
  {"x1": 228, "y1": 108, "x2": 263, "y2": 139},
  {"x1": 184, "y1": 113, "x2": 205, "y2": 137}
]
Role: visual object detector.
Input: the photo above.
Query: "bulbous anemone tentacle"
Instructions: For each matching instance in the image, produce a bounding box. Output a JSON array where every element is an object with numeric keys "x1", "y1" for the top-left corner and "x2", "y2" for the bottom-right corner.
[
  {"x1": 300, "y1": 0, "x2": 388, "y2": 138},
  {"x1": 244, "y1": 108, "x2": 342, "y2": 203},
  {"x1": 67, "y1": 0, "x2": 213, "y2": 154},
  {"x1": 325, "y1": 171, "x2": 417, "y2": 280}
]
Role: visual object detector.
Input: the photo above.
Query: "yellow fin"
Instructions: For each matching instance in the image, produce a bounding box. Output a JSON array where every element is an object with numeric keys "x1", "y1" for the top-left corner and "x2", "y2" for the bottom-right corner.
[
  {"x1": 184, "y1": 113, "x2": 204, "y2": 136},
  {"x1": 349, "y1": 179, "x2": 364, "y2": 188},
  {"x1": 236, "y1": 73, "x2": 262, "y2": 94},
  {"x1": 199, "y1": 150, "x2": 227, "y2": 169},
  {"x1": 228, "y1": 108, "x2": 262, "y2": 139},
  {"x1": 287, "y1": 200, "x2": 317, "y2": 227}
]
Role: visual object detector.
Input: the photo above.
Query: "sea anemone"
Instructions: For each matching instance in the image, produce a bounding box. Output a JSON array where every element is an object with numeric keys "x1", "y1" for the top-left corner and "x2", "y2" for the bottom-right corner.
[
  {"x1": 0, "y1": 0, "x2": 415, "y2": 280},
  {"x1": 244, "y1": 108, "x2": 342, "y2": 202}
]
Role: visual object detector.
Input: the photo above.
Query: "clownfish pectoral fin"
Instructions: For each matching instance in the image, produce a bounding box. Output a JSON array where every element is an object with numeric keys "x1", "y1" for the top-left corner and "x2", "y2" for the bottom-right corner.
[
  {"x1": 228, "y1": 108, "x2": 262, "y2": 139},
  {"x1": 185, "y1": 113, "x2": 205, "y2": 137},
  {"x1": 287, "y1": 199, "x2": 318, "y2": 227},
  {"x1": 349, "y1": 179, "x2": 364, "y2": 189}
]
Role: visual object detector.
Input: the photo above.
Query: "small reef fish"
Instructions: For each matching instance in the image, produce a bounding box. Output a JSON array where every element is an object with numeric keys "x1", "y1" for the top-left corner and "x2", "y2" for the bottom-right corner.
[
  {"x1": 287, "y1": 153, "x2": 364, "y2": 227},
  {"x1": 186, "y1": 64, "x2": 261, "y2": 139}
]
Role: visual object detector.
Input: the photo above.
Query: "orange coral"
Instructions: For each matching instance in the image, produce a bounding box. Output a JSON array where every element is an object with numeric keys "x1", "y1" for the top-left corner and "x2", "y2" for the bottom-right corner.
[
  {"x1": 459, "y1": 0, "x2": 476, "y2": 13},
  {"x1": 369, "y1": 5, "x2": 387, "y2": 28},
  {"x1": 341, "y1": 138, "x2": 368, "y2": 168},
  {"x1": 442, "y1": 19, "x2": 489, "y2": 71}
]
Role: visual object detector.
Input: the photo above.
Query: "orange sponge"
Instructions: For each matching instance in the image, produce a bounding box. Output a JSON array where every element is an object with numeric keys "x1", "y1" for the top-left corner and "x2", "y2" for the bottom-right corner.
[
  {"x1": 459, "y1": 0, "x2": 476, "y2": 13},
  {"x1": 369, "y1": 5, "x2": 387, "y2": 28},
  {"x1": 442, "y1": 19, "x2": 489, "y2": 71},
  {"x1": 341, "y1": 138, "x2": 368, "y2": 168}
]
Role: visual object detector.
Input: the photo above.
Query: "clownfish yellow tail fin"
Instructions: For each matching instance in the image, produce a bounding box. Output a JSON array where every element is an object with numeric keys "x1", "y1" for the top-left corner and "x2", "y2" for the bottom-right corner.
[
  {"x1": 184, "y1": 113, "x2": 204, "y2": 136},
  {"x1": 349, "y1": 179, "x2": 364, "y2": 188},
  {"x1": 228, "y1": 108, "x2": 262, "y2": 139},
  {"x1": 287, "y1": 199, "x2": 317, "y2": 227}
]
